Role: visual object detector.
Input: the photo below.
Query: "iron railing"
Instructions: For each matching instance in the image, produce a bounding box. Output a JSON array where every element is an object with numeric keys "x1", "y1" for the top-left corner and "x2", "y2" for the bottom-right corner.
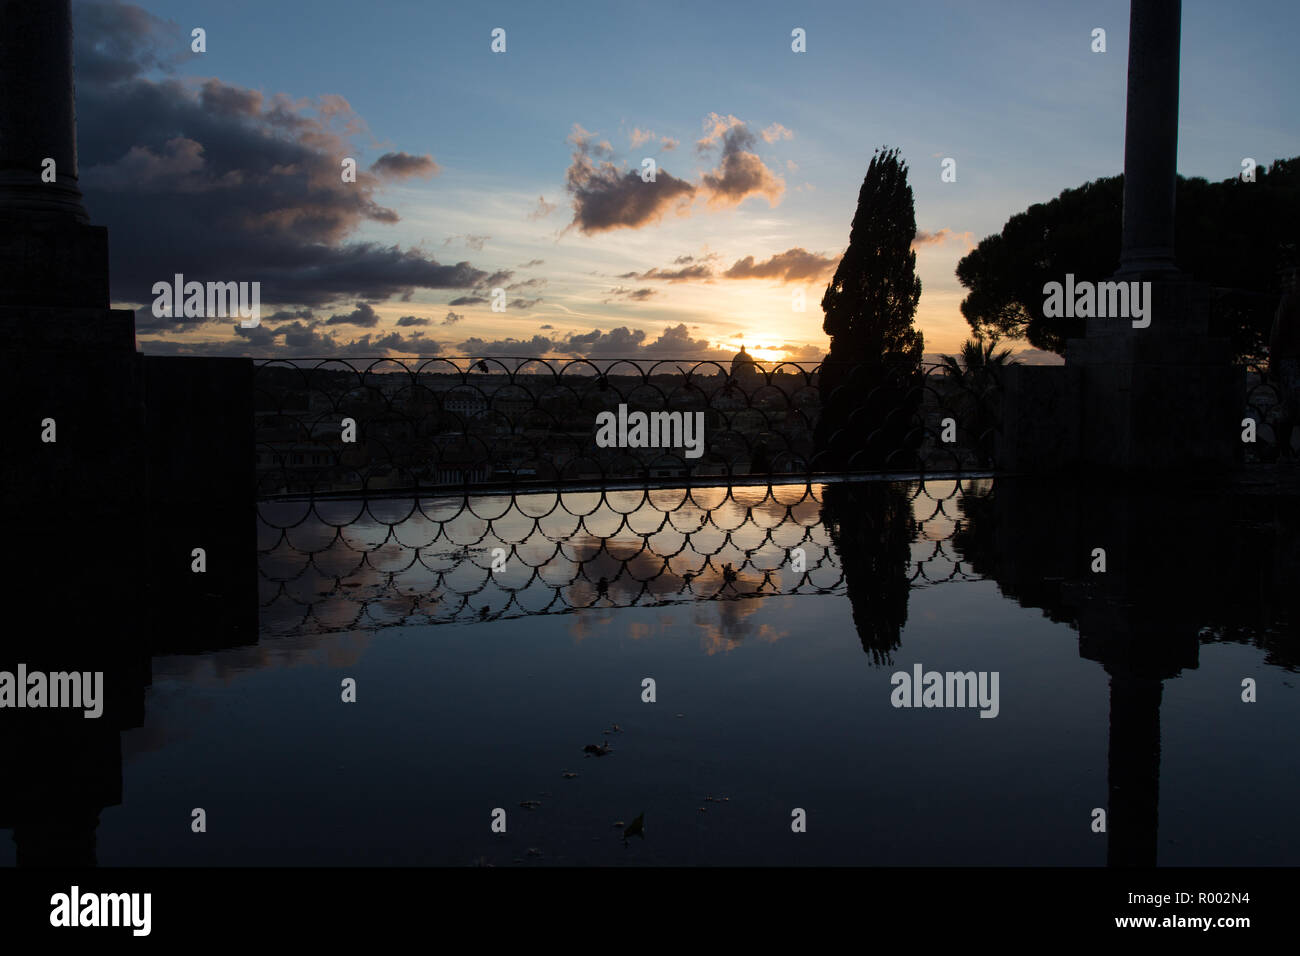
[{"x1": 253, "y1": 357, "x2": 1005, "y2": 497}]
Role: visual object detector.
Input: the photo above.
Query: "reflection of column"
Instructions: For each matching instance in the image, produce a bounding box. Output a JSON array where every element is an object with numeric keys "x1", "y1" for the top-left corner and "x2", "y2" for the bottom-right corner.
[
  {"x1": 0, "y1": 0, "x2": 88, "y2": 222},
  {"x1": 1106, "y1": 672, "x2": 1163, "y2": 867},
  {"x1": 1117, "y1": 0, "x2": 1182, "y2": 277}
]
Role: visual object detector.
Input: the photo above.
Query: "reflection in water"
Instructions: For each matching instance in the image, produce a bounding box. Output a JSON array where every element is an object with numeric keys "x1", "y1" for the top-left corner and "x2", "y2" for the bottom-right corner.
[
  {"x1": 953, "y1": 477, "x2": 1300, "y2": 865},
  {"x1": 3, "y1": 479, "x2": 1298, "y2": 866},
  {"x1": 822, "y1": 482, "x2": 917, "y2": 665}
]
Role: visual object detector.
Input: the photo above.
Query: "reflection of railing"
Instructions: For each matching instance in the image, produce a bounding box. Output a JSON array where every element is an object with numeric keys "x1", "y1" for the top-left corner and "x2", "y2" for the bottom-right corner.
[
  {"x1": 253, "y1": 357, "x2": 1004, "y2": 497},
  {"x1": 257, "y1": 479, "x2": 985, "y2": 637}
]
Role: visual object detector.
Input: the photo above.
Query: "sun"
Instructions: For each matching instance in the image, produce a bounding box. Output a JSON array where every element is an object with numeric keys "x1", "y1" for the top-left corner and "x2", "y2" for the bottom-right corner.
[{"x1": 742, "y1": 344, "x2": 787, "y2": 363}]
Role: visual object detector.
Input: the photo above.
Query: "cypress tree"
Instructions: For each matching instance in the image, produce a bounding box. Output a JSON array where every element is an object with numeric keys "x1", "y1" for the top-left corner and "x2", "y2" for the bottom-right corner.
[{"x1": 817, "y1": 147, "x2": 926, "y2": 469}]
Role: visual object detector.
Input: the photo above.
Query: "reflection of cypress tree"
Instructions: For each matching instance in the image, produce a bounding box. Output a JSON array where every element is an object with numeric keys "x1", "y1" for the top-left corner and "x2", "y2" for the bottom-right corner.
[
  {"x1": 822, "y1": 482, "x2": 916, "y2": 664},
  {"x1": 816, "y1": 148, "x2": 925, "y2": 471}
]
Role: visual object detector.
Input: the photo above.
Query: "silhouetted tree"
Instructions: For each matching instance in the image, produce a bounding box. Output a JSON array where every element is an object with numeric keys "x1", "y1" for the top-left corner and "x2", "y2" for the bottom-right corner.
[
  {"x1": 938, "y1": 336, "x2": 1015, "y2": 466},
  {"x1": 956, "y1": 157, "x2": 1300, "y2": 358},
  {"x1": 816, "y1": 147, "x2": 925, "y2": 470}
]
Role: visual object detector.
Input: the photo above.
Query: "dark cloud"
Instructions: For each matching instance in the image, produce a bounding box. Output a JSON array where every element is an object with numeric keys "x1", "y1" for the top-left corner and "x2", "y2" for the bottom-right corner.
[
  {"x1": 442, "y1": 311, "x2": 464, "y2": 326},
  {"x1": 140, "y1": 316, "x2": 440, "y2": 357},
  {"x1": 564, "y1": 124, "x2": 695, "y2": 234},
  {"x1": 73, "y1": 0, "x2": 486, "y2": 309},
  {"x1": 455, "y1": 334, "x2": 558, "y2": 356},
  {"x1": 619, "y1": 263, "x2": 713, "y2": 282},
  {"x1": 324, "y1": 302, "x2": 380, "y2": 327},
  {"x1": 507, "y1": 297, "x2": 542, "y2": 310},
  {"x1": 697, "y1": 114, "x2": 784, "y2": 208},
  {"x1": 722, "y1": 247, "x2": 839, "y2": 282},
  {"x1": 448, "y1": 295, "x2": 487, "y2": 306},
  {"x1": 72, "y1": 0, "x2": 195, "y2": 86},
  {"x1": 518, "y1": 259, "x2": 545, "y2": 268},
  {"x1": 506, "y1": 277, "x2": 547, "y2": 291},
  {"x1": 370, "y1": 151, "x2": 440, "y2": 179},
  {"x1": 604, "y1": 286, "x2": 658, "y2": 301},
  {"x1": 396, "y1": 314, "x2": 431, "y2": 326}
]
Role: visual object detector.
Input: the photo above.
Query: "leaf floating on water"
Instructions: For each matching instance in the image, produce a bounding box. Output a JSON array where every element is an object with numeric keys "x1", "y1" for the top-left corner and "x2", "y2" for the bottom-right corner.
[{"x1": 622, "y1": 812, "x2": 645, "y2": 841}]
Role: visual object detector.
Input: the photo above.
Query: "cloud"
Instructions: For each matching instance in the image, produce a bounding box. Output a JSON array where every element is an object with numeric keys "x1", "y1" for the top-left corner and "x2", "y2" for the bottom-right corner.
[
  {"x1": 722, "y1": 247, "x2": 839, "y2": 282},
  {"x1": 448, "y1": 295, "x2": 486, "y2": 306},
  {"x1": 396, "y1": 314, "x2": 430, "y2": 326},
  {"x1": 141, "y1": 314, "x2": 442, "y2": 357},
  {"x1": 912, "y1": 228, "x2": 976, "y2": 249},
  {"x1": 506, "y1": 277, "x2": 547, "y2": 291},
  {"x1": 324, "y1": 302, "x2": 381, "y2": 326},
  {"x1": 73, "y1": 0, "x2": 486, "y2": 310},
  {"x1": 442, "y1": 311, "x2": 464, "y2": 326},
  {"x1": 370, "y1": 151, "x2": 440, "y2": 179},
  {"x1": 604, "y1": 286, "x2": 658, "y2": 301},
  {"x1": 518, "y1": 258, "x2": 545, "y2": 268},
  {"x1": 630, "y1": 128, "x2": 679, "y2": 152},
  {"x1": 455, "y1": 334, "x2": 558, "y2": 356},
  {"x1": 697, "y1": 114, "x2": 785, "y2": 209},
  {"x1": 507, "y1": 297, "x2": 543, "y2": 310},
  {"x1": 444, "y1": 233, "x2": 490, "y2": 250},
  {"x1": 527, "y1": 196, "x2": 557, "y2": 220},
  {"x1": 618, "y1": 263, "x2": 714, "y2": 282},
  {"x1": 761, "y1": 123, "x2": 794, "y2": 143},
  {"x1": 564, "y1": 124, "x2": 696, "y2": 234}
]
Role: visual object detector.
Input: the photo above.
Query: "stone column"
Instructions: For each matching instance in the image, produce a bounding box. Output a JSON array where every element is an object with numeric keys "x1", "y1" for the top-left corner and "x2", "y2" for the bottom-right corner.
[
  {"x1": 0, "y1": 0, "x2": 110, "y2": 311},
  {"x1": 1117, "y1": 0, "x2": 1182, "y2": 277},
  {"x1": 0, "y1": 0, "x2": 88, "y2": 223}
]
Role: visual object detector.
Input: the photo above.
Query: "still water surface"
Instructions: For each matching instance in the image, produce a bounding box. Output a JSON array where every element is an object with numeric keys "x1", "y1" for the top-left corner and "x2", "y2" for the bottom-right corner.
[{"x1": 3, "y1": 479, "x2": 1295, "y2": 865}]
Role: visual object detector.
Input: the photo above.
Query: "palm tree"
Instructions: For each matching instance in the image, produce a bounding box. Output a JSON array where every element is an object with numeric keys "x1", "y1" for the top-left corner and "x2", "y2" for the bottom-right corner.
[{"x1": 938, "y1": 337, "x2": 1016, "y2": 465}]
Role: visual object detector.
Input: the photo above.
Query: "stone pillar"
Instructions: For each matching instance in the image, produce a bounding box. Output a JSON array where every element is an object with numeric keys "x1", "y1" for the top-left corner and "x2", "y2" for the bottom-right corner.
[
  {"x1": 0, "y1": 0, "x2": 88, "y2": 223},
  {"x1": 1117, "y1": 0, "x2": 1182, "y2": 277},
  {"x1": 0, "y1": 0, "x2": 110, "y2": 311},
  {"x1": 1027, "y1": 0, "x2": 1244, "y2": 476}
]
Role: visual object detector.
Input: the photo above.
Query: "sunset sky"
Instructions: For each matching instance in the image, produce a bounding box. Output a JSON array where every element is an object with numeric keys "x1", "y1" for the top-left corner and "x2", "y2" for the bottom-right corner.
[{"x1": 73, "y1": 0, "x2": 1300, "y2": 362}]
